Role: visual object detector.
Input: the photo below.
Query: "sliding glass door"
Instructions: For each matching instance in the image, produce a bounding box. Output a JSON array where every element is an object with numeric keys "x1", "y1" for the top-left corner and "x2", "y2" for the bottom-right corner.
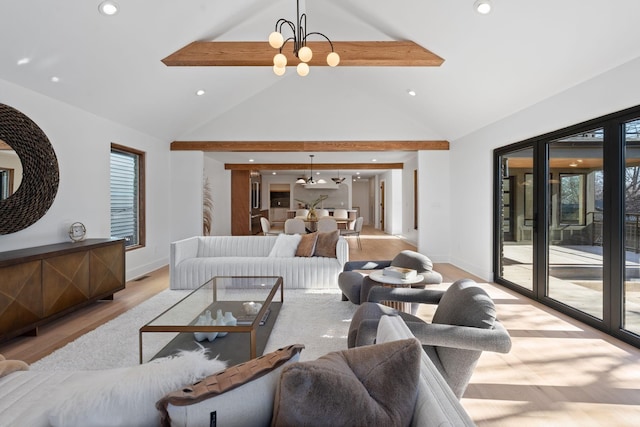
[
  {"x1": 547, "y1": 130, "x2": 604, "y2": 319},
  {"x1": 496, "y1": 147, "x2": 534, "y2": 291},
  {"x1": 625, "y1": 119, "x2": 640, "y2": 335},
  {"x1": 494, "y1": 105, "x2": 640, "y2": 348}
]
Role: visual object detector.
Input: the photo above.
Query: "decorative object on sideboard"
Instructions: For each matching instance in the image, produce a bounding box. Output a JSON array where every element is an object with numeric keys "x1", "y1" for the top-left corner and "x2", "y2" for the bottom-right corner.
[
  {"x1": 0, "y1": 103, "x2": 59, "y2": 235},
  {"x1": 269, "y1": 0, "x2": 340, "y2": 77},
  {"x1": 68, "y1": 222, "x2": 87, "y2": 242}
]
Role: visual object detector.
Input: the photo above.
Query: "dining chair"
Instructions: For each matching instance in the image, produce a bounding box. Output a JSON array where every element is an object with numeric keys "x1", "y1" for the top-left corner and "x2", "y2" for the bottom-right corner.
[
  {"x1": 340, "y1": 216, "x2": 363, "y2": 248},
  {"x1": 333, "y1": 208, "x2": 348, "y2": 219},
  {"x1": 315, "y1": 208, "x2": 330, "y2": 218},
  {"x1": 260, "y1": 217, "x2": 281, "y2": 236},
  {"x1": 284, "y1": 218, "x2": 306, "y2": 234},
  {"x1": 295, "y1": 209, "x2": 309, "y2": 219},
  {"x1": 317, "y1": 217, "x2": 338, "y2": 232}
]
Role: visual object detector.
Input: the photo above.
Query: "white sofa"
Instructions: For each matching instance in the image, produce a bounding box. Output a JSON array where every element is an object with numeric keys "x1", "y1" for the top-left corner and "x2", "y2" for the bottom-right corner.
[
  {"x1": 170, "y1": 235, "x2": 349, "y2": 290},
  {"x1": 0, "y1": 319, "x2": 474, "y2": 427}
]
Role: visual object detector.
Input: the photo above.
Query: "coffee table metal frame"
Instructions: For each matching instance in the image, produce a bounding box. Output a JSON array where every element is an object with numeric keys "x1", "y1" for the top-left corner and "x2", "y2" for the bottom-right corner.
[{"x1": 139, "y1": 276, "x2": 283, "y2": 363}]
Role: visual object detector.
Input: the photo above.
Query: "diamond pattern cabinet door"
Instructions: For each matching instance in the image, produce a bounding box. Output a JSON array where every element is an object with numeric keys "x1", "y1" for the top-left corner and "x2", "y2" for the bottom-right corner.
[
  {"x1": 0, "y1": 261, "x2": 42, "y2": 338},
  {"x1": 42, "y1": 251, "x2": 90, "y2": 317},
  {"x1": 90, "y1": 242, "x2": 125, "y2": 298}
]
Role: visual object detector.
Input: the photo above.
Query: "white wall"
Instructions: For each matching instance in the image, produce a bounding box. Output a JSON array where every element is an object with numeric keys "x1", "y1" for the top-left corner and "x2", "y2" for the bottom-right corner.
[
  {"x1": 402, "y1": 157, "x2": 418, "y2": 244},
  {"x1": 351, "y1": 180, "x2": 370, "y2": 225},
  {"x1": 0, "y1": 79, "x2": 171, "y2": 281},
  {"x1": 450, "y1": 56, "x2": 640, "y2": 281},
  {"x1": 417, "y1": 151, "x2": 451, "y2": 263}
]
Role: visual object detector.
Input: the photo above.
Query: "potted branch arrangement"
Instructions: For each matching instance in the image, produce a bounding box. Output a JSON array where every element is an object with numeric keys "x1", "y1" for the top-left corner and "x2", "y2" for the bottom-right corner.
[{"x1": 295, "y1": 195, "x2": 328, "y2": 221}]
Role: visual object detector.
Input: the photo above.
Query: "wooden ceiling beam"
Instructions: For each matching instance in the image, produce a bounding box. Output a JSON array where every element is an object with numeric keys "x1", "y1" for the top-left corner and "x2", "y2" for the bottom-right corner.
[
  {"x1": 171, "y1": 140, "x2": 449, "y2": 152},
  {"x1": 224, "y1": 163, "x2": 403, "y2": 171},
  {"x1": 162, "y1": 41, "x2": 444, "y2": 67}
]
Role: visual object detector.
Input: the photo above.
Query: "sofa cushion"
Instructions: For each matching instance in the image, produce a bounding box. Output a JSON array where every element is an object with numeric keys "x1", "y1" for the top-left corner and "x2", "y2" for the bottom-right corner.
[
  {"x1": 295, "y1": 232, "x2": 317, "y2": 257},
  {"x1": 268, "y1": 234, "x2": 302, "y2": 258},
  {"x1": 47, "y1": 349, "x2": 226, "y2": 427},
  {"x1": 313, "y1": 230, "x2": 339, "y2": 258},
  {"x1": 271, "y1": 339, "x2": 421, "y2": 427},
  {"x1": 158, "y1": 344, "x2": 304, "y2": 427}
]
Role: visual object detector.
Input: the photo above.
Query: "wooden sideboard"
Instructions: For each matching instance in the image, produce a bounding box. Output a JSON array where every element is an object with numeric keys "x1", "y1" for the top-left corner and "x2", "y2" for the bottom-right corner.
[{"x1": 0, "y1": 238, "x2": 125, "y2": 342}]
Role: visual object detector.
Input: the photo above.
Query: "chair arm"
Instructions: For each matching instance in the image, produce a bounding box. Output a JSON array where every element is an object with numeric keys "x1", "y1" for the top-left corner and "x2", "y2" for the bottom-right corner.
[
  {"x1": 367, "y1": 286, "x2": 445, "y2": 305},
  {"x1": 354, "y1": 319, "x2": 383, "y2": 347},
  {"x1": 405, "y1": 321, "x2": 512, "y2": 354},
  {"x1": 343, "y1": 260, "x2": 392, "y2": 272}
]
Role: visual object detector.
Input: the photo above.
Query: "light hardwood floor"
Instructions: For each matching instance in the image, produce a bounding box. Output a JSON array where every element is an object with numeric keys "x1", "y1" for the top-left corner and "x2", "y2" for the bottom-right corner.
[{"x1": 2, "y1": 226, "x2": 640, "y2": 426}]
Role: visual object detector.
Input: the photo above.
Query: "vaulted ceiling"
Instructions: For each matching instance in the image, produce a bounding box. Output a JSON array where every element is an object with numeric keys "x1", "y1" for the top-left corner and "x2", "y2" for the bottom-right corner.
[{"x1": 1, "y1": 0, "x2": 640, "y2": 166}]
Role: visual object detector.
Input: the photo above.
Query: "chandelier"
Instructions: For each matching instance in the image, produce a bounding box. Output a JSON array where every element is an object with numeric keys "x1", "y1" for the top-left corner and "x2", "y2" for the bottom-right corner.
[
  {"x1": 268, "y1": 0, "x2": 340, "y2": 77},
  {"x1": 296, "y1": 155, "x2": 326, "y2": 184},
  {"x1": 331, "y1": 170, "x2": 345, "y2": 184}
]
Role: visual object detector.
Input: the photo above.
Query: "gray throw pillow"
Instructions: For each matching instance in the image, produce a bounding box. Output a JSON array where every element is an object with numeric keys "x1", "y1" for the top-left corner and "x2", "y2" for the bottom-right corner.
[{"x1": 271, "y1": 338, "x2": 421, "y2": 426}]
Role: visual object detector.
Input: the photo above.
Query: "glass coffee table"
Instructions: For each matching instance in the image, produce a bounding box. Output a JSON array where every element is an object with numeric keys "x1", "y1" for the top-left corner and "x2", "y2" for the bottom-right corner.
[{"x1": 139, "y1": 276, "x2": 283, "y2": 365}]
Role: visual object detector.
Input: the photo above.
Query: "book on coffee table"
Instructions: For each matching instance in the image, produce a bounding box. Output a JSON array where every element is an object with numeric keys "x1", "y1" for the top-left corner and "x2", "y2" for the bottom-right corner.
[
  {"x1": 236, "y1": 308, "x2": 271, "y2": 326},
  {"x1": 383, "y1": 266, "x2": 417, "y2": 280}
]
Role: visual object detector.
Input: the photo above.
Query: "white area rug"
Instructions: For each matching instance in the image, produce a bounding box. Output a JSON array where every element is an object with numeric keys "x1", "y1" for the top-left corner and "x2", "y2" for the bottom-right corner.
[{"x1": 31, "y1": 289, "x2": 358, "y2": 371}]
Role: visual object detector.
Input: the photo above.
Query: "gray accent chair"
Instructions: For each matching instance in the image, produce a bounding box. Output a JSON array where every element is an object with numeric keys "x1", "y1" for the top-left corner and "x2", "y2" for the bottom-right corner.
[
  {"x1": 348, "y1": 279, "x2": 512, "y2": 398},
  {"x1": 338, "y1": 250, "x2": 443, "y2": 307}
]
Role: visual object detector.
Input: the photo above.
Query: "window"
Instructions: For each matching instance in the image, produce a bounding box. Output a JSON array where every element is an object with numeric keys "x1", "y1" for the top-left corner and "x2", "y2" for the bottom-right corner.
[
  {"x1": 559, "y1": 173, "x2": 585, "y2": 225},
  {"x1": 110, "y1": 143, "x2": 145, "y2": 249}
]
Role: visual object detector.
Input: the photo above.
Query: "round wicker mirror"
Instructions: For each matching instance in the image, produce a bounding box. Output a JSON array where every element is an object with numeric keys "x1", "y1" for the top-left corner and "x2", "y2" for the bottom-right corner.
[{"x1": 0, "y1": 103, "x2": 59, "y2": 234}]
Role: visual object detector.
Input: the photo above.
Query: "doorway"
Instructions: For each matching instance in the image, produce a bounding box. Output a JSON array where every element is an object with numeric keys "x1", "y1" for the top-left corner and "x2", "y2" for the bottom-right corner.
[{"x1": 379, "y1": 181, "x2": 385, "y2": 232}]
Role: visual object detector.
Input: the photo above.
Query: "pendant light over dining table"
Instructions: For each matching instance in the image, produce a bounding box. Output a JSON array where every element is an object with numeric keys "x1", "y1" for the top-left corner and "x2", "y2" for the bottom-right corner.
[{"x1": 269, "y1": 0, "x2": 340, "y2": 76}]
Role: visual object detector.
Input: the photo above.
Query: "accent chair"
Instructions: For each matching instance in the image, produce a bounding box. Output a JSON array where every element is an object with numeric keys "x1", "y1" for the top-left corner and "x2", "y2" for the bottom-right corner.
[{"x1": 348, "y1": 279, "x2": 512, "y2": 398}]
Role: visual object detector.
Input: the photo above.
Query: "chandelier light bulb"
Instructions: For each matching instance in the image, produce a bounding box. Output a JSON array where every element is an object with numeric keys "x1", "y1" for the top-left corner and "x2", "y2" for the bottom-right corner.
[
  {"x1": 327, "y1": 52, "x2": 340, "y2": 67},
  {"x1": 273, "y1": 65, "x2": 286, "y2": 76},
  {"x1": 297, "y1": 62, "x2": 310, "y2": 76},
  {"x1": 268, "y1": 31, "x2": 284, "y2": 49},
  {"x1": 298, "y1": 46, "x2": 313, "y2": 63},
  {"x1": 273, "y1": 53, "x2": 287, "y2": 68}
]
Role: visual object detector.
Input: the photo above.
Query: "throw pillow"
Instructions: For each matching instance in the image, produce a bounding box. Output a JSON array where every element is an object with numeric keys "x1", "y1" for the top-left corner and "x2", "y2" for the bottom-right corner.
[
  {"x1": 268, "y1": 233, "x2": 302, "y2": 258},
  {"x1": 313, "y1": 229, "x2": 339, "y2": 258},
  {"x1": 48, "y1": 349, "x2": 226, "y2": 427},
  {"x1": 295, "y1": 232, "x2": 317, "y2": 257},
  {"x1": 271, "y1": 338, "x2": 421, "y2": 427},
  {"x1": 158, "y1": 344, "x2": 304, "y2": 427}
]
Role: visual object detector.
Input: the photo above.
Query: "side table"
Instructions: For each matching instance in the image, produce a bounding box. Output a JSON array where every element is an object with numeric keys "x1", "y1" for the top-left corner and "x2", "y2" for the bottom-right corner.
[{"x1": 368, "y1": 270, "x2": 424, "y2": 313}]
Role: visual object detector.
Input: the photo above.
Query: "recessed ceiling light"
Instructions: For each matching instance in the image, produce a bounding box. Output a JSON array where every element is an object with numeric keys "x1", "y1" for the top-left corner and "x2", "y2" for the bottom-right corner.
[
  {"x1": 372, "y1": 158, "x2": 377, "y2": 162},
  {"x1": 196, "y1": 89, "x2": 205, "y2": 96},
  {"x1": 474, "y1": 0, "x2": 492, "y2": 14},
  {"x1": 17, "y1": 58, "x2": 30, "y2": 66},
  {"x1": 407, "y1": 89, "x2": 416, "y2": 96},
  {"x1": 356, "y1": 172, "x2": 360, "y2": 175},
  {"x1": 272, "y1": 172, "x2": 277, "y2": 175},
  {"x1": 50, "y1": 76, "x2": 60, "y2": 83},
  {"x1": 99, "y1": 1, "x2": 119, "y2": 16},
  {"x1": 249, "y1": 159, "x2": 254, "y2": 162}
]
